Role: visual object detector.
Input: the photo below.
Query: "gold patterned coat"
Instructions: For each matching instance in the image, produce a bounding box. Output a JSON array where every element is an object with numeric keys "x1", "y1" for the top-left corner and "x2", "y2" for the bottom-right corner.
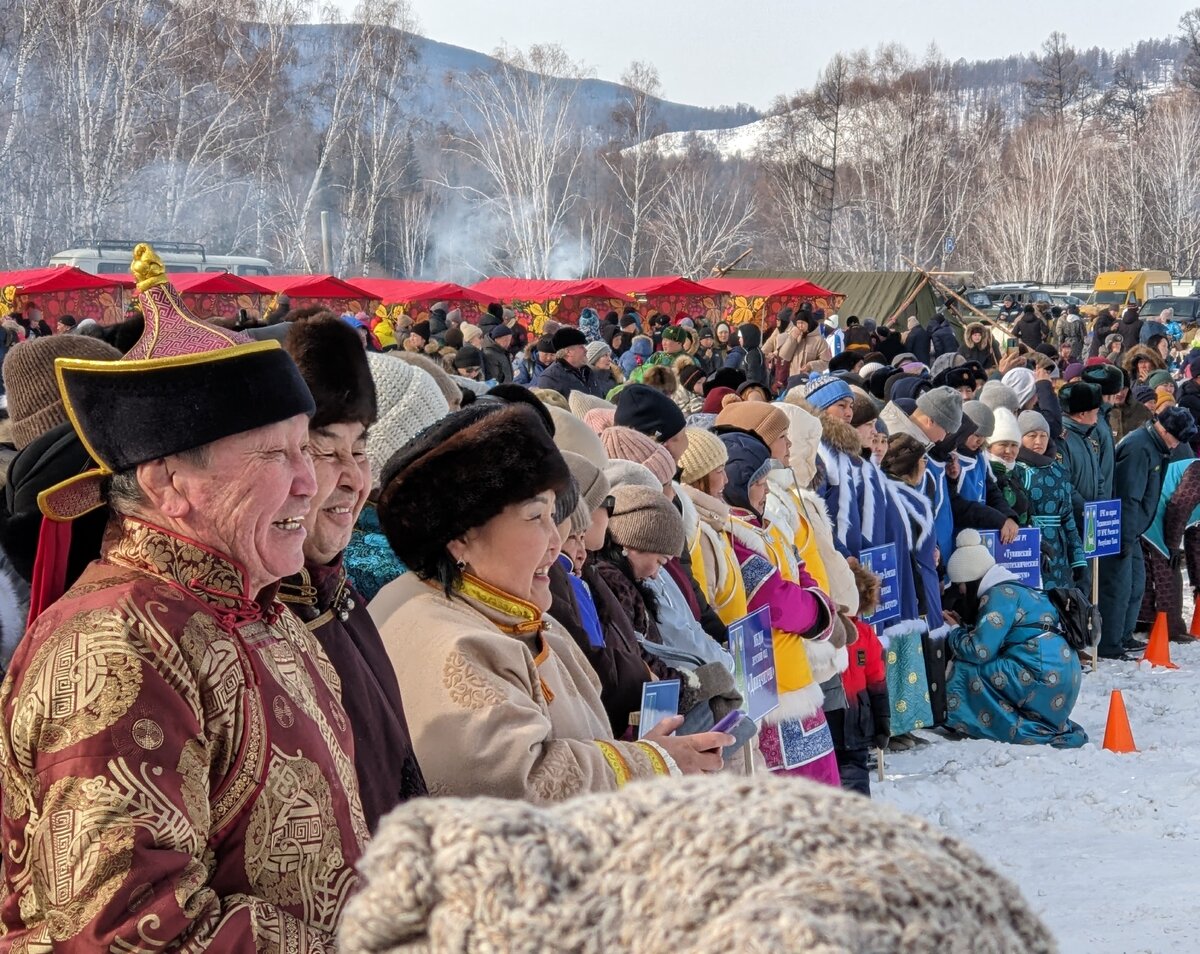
[
  {"x1": 0, "y1": 518, "x2": 368, "y2": 951},
  {"x1": 369, "y1": 572, "x2": 677, "y2": 801}
]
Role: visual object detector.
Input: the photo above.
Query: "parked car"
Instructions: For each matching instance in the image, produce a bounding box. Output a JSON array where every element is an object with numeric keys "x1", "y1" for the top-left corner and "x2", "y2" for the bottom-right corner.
[
  {"x1": 1137, "y1": 296, "x2": 1200, "y2": 323},
  {"x1": 963, "y1": 283, "x2": 1078, "y2": 320}
]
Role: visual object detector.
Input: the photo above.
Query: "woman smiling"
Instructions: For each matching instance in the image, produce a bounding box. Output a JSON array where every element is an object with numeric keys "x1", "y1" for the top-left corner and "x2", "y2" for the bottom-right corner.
[{"x1": 369, "y1": 403, "x2": 731, "y2": 800}]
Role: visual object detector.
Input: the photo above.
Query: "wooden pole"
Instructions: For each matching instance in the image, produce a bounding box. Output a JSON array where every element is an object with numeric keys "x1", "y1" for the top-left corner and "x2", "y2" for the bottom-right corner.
[
  {"x1": 710, "y1": 247, "x2": 753, "y2": 278},
  {"x1": 885, "y1": 274, "x2": 930, "y2": 327}
]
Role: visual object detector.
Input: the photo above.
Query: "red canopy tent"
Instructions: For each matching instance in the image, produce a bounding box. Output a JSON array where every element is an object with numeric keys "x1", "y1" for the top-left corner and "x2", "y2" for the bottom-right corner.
[
  {"x1": 159, "y1": 272, "x2": 272, "y2": 322},
  {"x1": 469, "y1": 278, "x2": 628, "y2": 332},
  {"x1": 600, "y1": 276, "x2": 724, "y2": 325},
  {"x1": 253, "y1": 274, "x2": 373, "y2": 315},
  {"x1": 704, "y1": 276, "x2": 844, "y2": 327},
  {"x1": 0, "y1": 266, "x2": 131, "y2": 327},
  {"x1": 350, "y1": 278, "x2": 498, "y2": 324}
]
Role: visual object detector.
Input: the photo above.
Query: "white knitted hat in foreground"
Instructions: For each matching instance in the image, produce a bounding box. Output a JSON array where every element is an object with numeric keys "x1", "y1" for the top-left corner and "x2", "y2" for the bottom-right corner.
[
  {"x1": 365, "y1": 352, "x2": 450, "y2": 488},
  {"x1": 340, "y1": 774, "x2": 1054, "y2": 953}
]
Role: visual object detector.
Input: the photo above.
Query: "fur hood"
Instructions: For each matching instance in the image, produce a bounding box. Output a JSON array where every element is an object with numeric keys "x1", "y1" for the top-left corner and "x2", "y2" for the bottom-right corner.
[
  {"x1": 673, "y1": 479, "x2": 701, "y2": 547},
  {"x1": 1121, "y1": 343, "x2": 1165, "y2": 377},
  {"x1": 775, "y1": 401, "x2": 823, "y2": 487},
  {"x1": 819, "y1": 412, "x2": 862, "y2": 457},
  {"x1": 965, "y1": 321, "x2": 988, "y2": 339},
  {"x1": 680, "y1": 483, "x2": 733, "y2": 534}
]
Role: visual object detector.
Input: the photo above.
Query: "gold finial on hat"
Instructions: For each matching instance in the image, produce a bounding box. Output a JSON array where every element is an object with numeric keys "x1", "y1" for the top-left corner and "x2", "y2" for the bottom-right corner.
[{"x1": 131, "y1": 243, "x2": 168, "y2": 293}]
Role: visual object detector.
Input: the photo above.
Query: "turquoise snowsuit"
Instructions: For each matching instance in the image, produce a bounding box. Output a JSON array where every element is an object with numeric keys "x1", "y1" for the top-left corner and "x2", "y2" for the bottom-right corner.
[{"x1": 945, "y1": 568, "x2": 1087, "y2": 749}]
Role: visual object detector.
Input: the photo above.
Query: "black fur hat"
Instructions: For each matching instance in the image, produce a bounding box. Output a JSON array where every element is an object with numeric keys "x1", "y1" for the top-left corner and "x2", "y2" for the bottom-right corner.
[
  {"x1": 285, "y1": 316, "x2": 377, "y2": 430},
  {"x1": 377, "y1": 403, "x2": 570, "y2": 585},
  {"x1": 1060, "y1": 382, "x2": 1103, "y2": 414}
]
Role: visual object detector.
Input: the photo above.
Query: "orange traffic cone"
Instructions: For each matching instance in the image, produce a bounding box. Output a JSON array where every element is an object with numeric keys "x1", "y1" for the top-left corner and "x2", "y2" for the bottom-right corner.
[
  {"x1": 1141, "y1": 612, "x2": 1178, "y2": 670},
  {"x1": 1190, "y1": 601, "x2": 1200, "y2": 638},
  {"x1": 1102, "y1": 689, "x2": 1137, "y2": 753}
]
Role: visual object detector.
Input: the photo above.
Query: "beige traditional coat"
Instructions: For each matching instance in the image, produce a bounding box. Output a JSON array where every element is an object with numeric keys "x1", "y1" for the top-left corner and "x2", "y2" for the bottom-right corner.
[{"x1": 370, "y1": 572, "x2": 676, "y2": 801}]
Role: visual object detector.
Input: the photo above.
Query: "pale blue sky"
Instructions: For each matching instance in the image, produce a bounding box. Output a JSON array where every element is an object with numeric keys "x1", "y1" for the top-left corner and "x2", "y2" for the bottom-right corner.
[{"x1": 380, "y1": 0, "x2": 1188, "y2": 108}]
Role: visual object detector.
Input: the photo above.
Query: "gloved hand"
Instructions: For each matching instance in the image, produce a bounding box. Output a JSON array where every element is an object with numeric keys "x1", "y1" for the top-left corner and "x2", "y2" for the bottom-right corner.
[
  {"x1": 1170, "y1": 549, "x2": 1184, "y2": 572},
  {"x1": 1072, "y1": 564, "x2": 1090, "y2": 589},
  {"x1": 873, "y1": 733, "x2": 891, "y2": 752}
]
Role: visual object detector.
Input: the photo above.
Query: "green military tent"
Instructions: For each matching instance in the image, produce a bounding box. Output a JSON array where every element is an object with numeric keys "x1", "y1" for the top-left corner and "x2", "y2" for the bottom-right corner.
[{"x1": 728, "y1": 269, "x2": 942, "y2": 325}]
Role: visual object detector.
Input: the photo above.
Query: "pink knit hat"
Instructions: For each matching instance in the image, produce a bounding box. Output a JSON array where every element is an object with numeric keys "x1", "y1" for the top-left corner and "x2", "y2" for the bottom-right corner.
[
  {"x1": 601, "y1": 425, "x2": 676, "y2": 485},
  {"x1": 584, "y1": 407, "x2": 616, "y2": 435}
]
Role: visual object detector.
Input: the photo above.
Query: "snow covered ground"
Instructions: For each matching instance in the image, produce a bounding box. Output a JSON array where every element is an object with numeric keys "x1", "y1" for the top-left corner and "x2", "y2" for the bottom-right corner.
[{"x1": 879, "y1": 639, "x2": 1200, "y2": 953}]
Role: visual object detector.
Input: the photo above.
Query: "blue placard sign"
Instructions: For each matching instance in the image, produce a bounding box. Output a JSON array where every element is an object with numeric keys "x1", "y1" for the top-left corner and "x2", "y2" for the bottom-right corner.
[
  {"x1": 860, "y1": 543, "x2": 900, "y2": 625},
  {"x1": 727, "y1": 607, "x2": 779, "y2": 723},
  {"x1": 980, "y1": 528, "x2": 1042, "y2": 588},
  {"x1": 1083, "y1": 499, "x2": 1121, "y2": 558}
]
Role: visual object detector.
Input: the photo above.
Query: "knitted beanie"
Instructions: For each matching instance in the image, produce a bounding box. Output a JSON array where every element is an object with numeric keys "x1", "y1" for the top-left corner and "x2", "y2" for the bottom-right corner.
[
  {"x1": 568, "y1": 389, "x2": 613, "y2": 419},
  {"x1": 569, "y1": 498, "x2": 592, "y2": 536},
  {"x1": 583, "y1": 407, "x2": 617, "y2": 435},
  {"x1": 678, "y1": 426, "x2": 729, "y2": 486},
  {"x1": 390, "y1": 352, "x2": 462, "y2": 410},
  {"x1": 915, "y1": 386, "x2": 963, "y2": 435},
  {"x1": 961, "y1": 400, "x2": 995, "y2": 439},
  {"x1": 607, "y1": 485, "x2": 685, "y2": 556},
  {"x1": 341, "y1": 774, "x2": 1055, "y2": 954},
  {"x1": 600, "y1": 426, "x2": 676, "y2": 485},
  {"x1": 561, "y1": 450, "x2": 611, "y2": 513},
  {"x1": 530, "y1": 388, "x2": 570, "y2": 410},
  {"x1": 988, "y1": 408, "x2": 1022, "y2": 445},
  {"x1": 547, "y1": 406, "x2": 607, "y2": 469},
  {"x1": 614, "y1": 383, "x2": 686, "y2": 442},
  {"x1": 701, "y1": 386, "x2": 737, "y2": 415},
  {"x1": 585, "y1": 341, "x2": 611, "y2": 367},
  {"x1": 849, "y1": 391, "x2": 879, "y2": 428},
  {"x1": 365, "y1": 352, "x2": 451, "y2": 487},
  {"x1": 1018, "y1": 410, "x2": 1049, "y2": 436},
  {"x1": 1155, "y1": 387, "x2": 1176, "y2": 412},
  {"x1": 947, "y1": 529, "x2": 996, "y2": 583},
  {"x1": 3, "y1": 335, "x2": 122, "y2": 449},
  {"x1": 461, "y1": 322, "x2": 483, "y2": 346},
  {"x1": 713, "y1": 402, "x2": 789, "y2": 449},
  {"x1": 604, "y1": 458, "x2": 663, "y2": 491},
  {"x1": 978, "y1": 380, "x2": 1021, "y2": 415},
  {"x1": 1001, "y1": 367, "x2": 1036, "y2": 407},
  {"x1": 802, "y1": 374, "x2": 853, "y2": 410}
]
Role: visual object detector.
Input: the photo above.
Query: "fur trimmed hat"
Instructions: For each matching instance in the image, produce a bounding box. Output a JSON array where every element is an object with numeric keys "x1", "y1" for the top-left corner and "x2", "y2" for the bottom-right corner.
[
  {"x1": 378, "y1": 403, "x2": 569, "y2": 582},
  {"x1": 285, "y1": 315, "x2": 377, "y2": 431},
  {"x1": 1059, "y1": 382, "x2": 1103, "y2": 415}
]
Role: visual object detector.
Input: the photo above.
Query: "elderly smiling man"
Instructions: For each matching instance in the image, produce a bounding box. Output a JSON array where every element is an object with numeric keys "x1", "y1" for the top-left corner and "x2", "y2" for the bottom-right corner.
[{"x1": 0, "y1": 246, "x2": 367, "y2": 950}]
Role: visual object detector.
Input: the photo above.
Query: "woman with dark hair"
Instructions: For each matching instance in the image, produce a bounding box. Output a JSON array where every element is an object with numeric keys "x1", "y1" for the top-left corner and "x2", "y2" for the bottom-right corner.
[{"x1": 369, "y1": 403, "x2": 731, "y2": 799}]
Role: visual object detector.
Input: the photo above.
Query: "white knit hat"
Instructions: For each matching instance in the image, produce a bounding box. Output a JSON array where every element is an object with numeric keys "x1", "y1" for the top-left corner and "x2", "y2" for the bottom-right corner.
[
  {"x1": 1002, "y1": 367, "x2": 1036, "y2": 407},
  {"x1": 604, "y1": 458, "x2": 663, "y2": 491},
  {"x1": 568, "y1": 389, "x2": 613, "y2": 419},
  {"x1": 987, "y1": 407, "x2": 1021, "y2": 446},
  {"x1": 947, "y1": 528, "x2": 996, "y2": 583},
  {"x1": 365, "y1": 352, "x2": 450, "y2": 488}
]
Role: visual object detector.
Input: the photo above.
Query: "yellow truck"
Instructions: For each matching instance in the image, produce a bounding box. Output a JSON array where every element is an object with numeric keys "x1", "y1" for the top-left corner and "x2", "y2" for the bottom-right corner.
[{"x1": 1081, "y1": 269, "x2": 1173, "y2": 317}]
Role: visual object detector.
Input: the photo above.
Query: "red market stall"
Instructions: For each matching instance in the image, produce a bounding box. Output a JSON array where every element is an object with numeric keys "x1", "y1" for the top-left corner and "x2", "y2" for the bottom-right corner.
[
  {"x1": 254, "y1": 274, "x2": 374, "y2": 316},
  {"x1": 349, "y1": 278, "x2": 497, "y2": 325},
  {"x1": 470, "y1": 278, "x2": 626, "y2": 334},
  {"x1": 600, "y1": 276, "x2": 724, "y2": 325},
  {"x1": 705, "y1": 276, "x2": 845, "y2": 328},
  {"x1": 0, "y1": 266, "x2": 130, "y2": 327},
  {"x1": 163, "y1": 272, "x2": 271, "y2": 323}
]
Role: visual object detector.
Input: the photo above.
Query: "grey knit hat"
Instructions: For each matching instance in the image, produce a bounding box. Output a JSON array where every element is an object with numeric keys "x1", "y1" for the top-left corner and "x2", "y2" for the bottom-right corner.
[
  {"x1": 978, "y1": 380, "x2": 1021, "y2": 415},
  {"x1": 586, "y1": 341, "x2": 612, "y2": 367},
  {"x1": 340, "y1": 774, "x2": 1056, "y2": 954},
  {"x1": 607, "y1": 485, "x2": 684, "y2": 556},
  {"x1": 1018, "y1": 410, "x2": 1050, "y2": 437},
  {"x1": 561, "y1": 450, "x2": 611, "y2": 513},
  {"x1": 961, "y1": 400, "x2": 995, "y2": 440},
  {"x1": 915, "y1": 386, "x2": 963, "y2": 435}
]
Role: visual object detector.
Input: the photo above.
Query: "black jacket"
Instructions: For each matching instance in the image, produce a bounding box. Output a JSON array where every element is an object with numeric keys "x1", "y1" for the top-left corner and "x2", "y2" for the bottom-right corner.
[
  {"x1": 904, "y1": 324, "x2": 931, "y2": 365},
  {"x1": 481, "y1": 339, "x2": 513, "y2": 384},
  {"x1": 1115, "y1": 422, "x2": 1171, "y2": 545},
  {"x1": 1115, "y1": 314, "x2": 1143, "y2": 350},
  {"x1": 536, "y1": 358, "x2": 605, "y2": 398},
  {"x1": 1089, "y1": 313, "x2": 1116, "y2": 357},
  {"x1": 927, "y1": 314, "x2": 958, "y2": 359},
  {"x1": 1012, "y1": 312, "x2": 1045, "y2": 350}
]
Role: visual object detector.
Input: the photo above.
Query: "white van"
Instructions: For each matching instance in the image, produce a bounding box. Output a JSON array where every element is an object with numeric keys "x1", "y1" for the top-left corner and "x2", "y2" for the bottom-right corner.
[{"x1": 49, "y1": 240, "x2": 273, "y2": 277}]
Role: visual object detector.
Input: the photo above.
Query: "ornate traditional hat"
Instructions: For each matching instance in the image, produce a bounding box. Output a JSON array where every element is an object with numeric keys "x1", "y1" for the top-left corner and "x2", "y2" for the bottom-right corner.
[{"x1": 40, "y1": 243, "x2": 314, "y2": 520}]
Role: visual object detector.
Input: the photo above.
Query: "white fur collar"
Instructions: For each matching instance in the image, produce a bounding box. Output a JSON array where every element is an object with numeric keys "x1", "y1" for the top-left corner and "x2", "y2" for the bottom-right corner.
[{"x1": 978, "y1": 563, "x2": 1018, "y2": 596}]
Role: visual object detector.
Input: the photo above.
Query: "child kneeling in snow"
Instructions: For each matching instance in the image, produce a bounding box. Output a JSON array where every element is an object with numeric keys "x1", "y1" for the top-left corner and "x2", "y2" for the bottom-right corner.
[{"x1": 942, "y1": 530, "x2": 1087, "y2": 749}]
